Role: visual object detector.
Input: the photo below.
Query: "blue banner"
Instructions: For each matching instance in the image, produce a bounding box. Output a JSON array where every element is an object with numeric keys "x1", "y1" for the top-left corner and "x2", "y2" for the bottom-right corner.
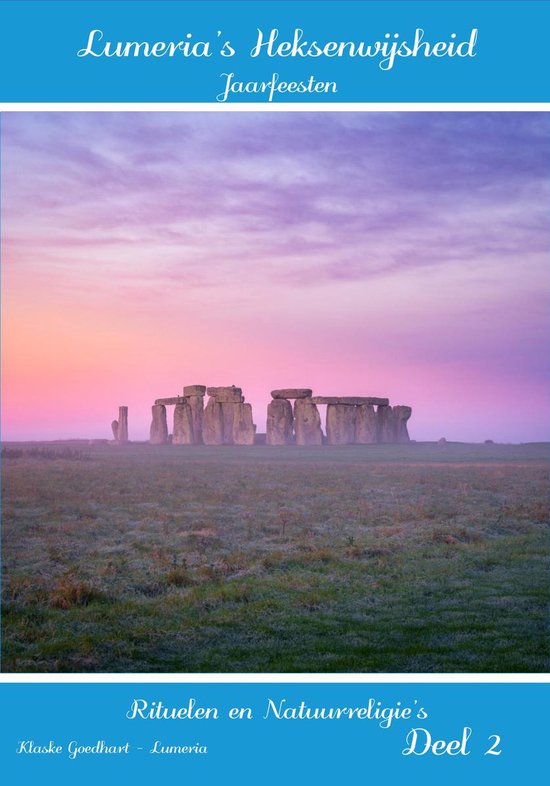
[
  {"x1": 0, "y1": 1, "x2": 549, "y2": 102},
  {"x1": 1, "y1": 683, "x2": 547, "y2": 784}
]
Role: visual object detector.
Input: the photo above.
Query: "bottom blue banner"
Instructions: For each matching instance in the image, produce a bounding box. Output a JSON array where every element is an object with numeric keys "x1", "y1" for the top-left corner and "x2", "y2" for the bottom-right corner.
[{"x1": 0, "y1": 682, "x2": 546, "y2": 783}]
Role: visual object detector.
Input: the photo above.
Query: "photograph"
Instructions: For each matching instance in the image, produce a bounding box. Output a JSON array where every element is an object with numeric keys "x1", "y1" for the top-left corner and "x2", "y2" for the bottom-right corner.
[{"x1": 1, "y1": 110, "x2": 548, "y2": 673}]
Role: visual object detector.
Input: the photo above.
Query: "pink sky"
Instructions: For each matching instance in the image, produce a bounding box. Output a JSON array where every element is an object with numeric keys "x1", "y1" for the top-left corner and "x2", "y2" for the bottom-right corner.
[{"x1": 2, "y1": 112, "x2": 548, "y2": 442}]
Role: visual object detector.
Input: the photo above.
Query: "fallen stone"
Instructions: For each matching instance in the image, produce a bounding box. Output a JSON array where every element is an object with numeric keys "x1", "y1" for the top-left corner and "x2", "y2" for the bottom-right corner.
[
  {"x1": 202, "y1": 397, "x2": 224, "y2": 445},
  {"x1": 266, "y1": 399, "x2": 294, "y2": 445},
  {"x1": 311, "y1": 396, "x2": 389, "y2": 406},
  {"x1": 173, "y1": 401, "x2": 195, "y2": 444},
  {"x1": 150, "y1": 404, "x2": 168, "y2": 444},
  {"x1": 393, "y1": 405, "x2": 412, "y2": 444},
  {"x1": 117, "y1": 406, "x2": 128, "y2": 443},
  {"x1": 271, "y1": 388, "x2": 312, "y2": 400},
  {"x1": 188, "y1": 395, "x2": 204, "y2": 444},
  {"x1": 377, "y1": 405, "x2": 397, "y2": 443},
  {"x1": 206, "y1": 386, "x2": 242, "y2": 398},
  {"x1": 232, "y1": 403, "x2": 255, "y2": 445},
  {"x1": 326, "y1": 403, "x2": 357, "y2": 445},
  {"x1": 355, "y1": 404, "x2": 378, "y2": 444},
  {"x1": 155, "y1": 396, "x2": 187, "y2": 406},
  {"x1": 111, "y1": 420, "x2": 119, "y2": 440},
  {"x1": 294, "y1": 398, "x2": 323, "y2": 446},
  {"x1": 183, "y1": 385, "x2": 206, "y2": 397}
]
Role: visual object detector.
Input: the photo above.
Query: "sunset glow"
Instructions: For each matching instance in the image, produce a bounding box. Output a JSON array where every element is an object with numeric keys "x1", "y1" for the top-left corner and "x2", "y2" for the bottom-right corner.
[{"x1": 2, "y1": 112, "x2": 548, "y2": 442}]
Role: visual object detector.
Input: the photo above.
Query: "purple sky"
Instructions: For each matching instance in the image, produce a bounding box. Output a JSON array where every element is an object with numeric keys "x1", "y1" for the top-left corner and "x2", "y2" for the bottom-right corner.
[{"x1": 2, "y1": 112, "x2": 549, "y2": 442}]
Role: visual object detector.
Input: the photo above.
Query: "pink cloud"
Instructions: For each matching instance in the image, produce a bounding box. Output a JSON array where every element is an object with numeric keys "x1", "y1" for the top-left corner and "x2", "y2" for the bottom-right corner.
[{"x1": 2, "y1": 112, "x2": 548, "y2": 442}]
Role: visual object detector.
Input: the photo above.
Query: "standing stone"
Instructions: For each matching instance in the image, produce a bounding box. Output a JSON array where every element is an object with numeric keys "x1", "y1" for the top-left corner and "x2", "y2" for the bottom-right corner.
[
  {"x1": 150, "y1": 404, "x2": 168, "y2": 444},
  {"x1": 232, "y1": 403, "x2": 255, "y2": 445},
  {"x1": 326, "y1": 404, "x2": 356, "y2": 445},
  {"x1": 393, "y1": 405, "x2": 412, "y2": 444},
  {"x1": 118, "y1": 406, "x2": 128, "y2": 443},
  {"x1": 220, "y1": 403, "x2": 236, "y2": 444},
  {"x1": 266, "y1": 399, "x2": 294, "y2": 445},
  {"x1": 355, "y1": 404, "x2": 378, "y2": 444},
  {"x1": 203, "y1": 397, "x2": 224, "y2": 445},
  {"x1": 377, "y1": 405, "x2": 397, "y2": 443},
  {"x1": 173, "y1": 401, "x2": 194, "y2": 444},
  {"x1": 111, "y1": 420, "x2": 119, "y2": 440},
  {"x1": 188, "y1": 395, "x2": 204, "y2": 444},
  {"x1": 293, "y1": 398, "x2": 323, "y2": 446}
]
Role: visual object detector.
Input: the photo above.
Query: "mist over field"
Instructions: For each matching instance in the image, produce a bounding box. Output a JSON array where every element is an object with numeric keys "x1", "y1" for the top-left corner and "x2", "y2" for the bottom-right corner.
[{"x1": 2, "y1": 442, "x2": 548, "y2": 673}]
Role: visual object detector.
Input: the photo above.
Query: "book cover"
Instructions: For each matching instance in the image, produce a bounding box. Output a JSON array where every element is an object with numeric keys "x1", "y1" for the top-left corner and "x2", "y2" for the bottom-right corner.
[{"x1": 1, "y1": 2, "x2": 548, "y2": 782}]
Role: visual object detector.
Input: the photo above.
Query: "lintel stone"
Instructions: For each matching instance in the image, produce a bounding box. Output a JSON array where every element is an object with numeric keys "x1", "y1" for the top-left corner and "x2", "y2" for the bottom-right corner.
[
  {"x1": 183, "y1": 385, "x2": 206, "y2": 397},
  {"x1": 207, "y1": 386, "x2": 242, "y2": 398},
  {"x1": 271, "y1": 388, "x2": 312, "y2": 400},
  {"x1": 311, "y1": 396, "x2": 389, "y2": 406}
]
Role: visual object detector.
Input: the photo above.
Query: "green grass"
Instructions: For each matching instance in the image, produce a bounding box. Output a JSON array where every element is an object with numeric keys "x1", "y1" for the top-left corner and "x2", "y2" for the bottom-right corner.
[{"x1": 2, "y1": 441, "x2": 548, "y2": 673}]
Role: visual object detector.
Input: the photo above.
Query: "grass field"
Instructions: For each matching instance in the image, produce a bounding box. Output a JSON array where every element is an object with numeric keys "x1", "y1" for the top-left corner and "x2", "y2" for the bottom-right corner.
[{"x1": 2, "y1": 441, "x2": 548, "y2": 673}]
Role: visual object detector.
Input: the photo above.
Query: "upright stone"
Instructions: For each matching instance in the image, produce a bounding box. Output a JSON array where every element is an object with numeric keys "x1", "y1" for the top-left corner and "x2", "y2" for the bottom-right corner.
[
  {"x1": 220, "y1": 403, "x2": 236, "y2": 444},
  {"x1": 150, "y1": 404, "x2": 168, "y2": 444},
  {"x1": 266, "y1": 399, "x2": 294, "y2": 445},
  {"x1": 326, "y1": 404, "x2": 356, "y2": 445},
  {"x1": 232, "y1": 403, "x2": 255, "y2": 445},
  {"x1": 203, "y1": 397, "x2": 224, "y2": 445},
  {"x1": 393, "y1": 405, "x2": 412, "y2": 444},
  {"x1": 188, "y1": 395, "x2": 204, "y2": 444},
  {"x1": 173, "y1": 401, "x2": 194, "y2": 444},
  {"x1": 294, "y1": 398, "x2": 323, "y2": 446},
  {"x1": 355, "y1": 404, "x2": 378, "y2": 444},
  {"x1": 118, "y1": 406, "x2": 128, "y2": 443},
  {"x1": 377, "y1": 405, "x2": 397, "y2": 443},
  {"x1": 111, "y1": 420, "x2": 119, "y2": 440}
]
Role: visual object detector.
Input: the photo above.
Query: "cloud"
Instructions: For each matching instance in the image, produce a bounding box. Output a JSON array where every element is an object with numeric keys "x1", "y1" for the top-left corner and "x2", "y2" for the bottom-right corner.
[
  {"x1": 2, "y1": 112, "x2": 548, "y2": 441},
  {"x1": 4, "y1": 113, "x2": 547, "y2": 298}
]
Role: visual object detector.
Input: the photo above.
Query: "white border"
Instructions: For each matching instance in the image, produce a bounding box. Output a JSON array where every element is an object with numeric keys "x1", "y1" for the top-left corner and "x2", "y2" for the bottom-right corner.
[
  {"x1": 1, "y1": 673, "x2": 549, "y2": 683},
  {"x1": 1, "y1": 102, "x2": 550, "y2": 111}
]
